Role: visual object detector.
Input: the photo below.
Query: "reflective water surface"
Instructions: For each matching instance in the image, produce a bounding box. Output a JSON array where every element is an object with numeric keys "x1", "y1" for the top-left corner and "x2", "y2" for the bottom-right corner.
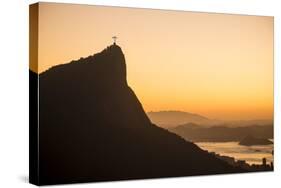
[{"x1": 195, "y1": 141, "x2": 273, "y2": 165}]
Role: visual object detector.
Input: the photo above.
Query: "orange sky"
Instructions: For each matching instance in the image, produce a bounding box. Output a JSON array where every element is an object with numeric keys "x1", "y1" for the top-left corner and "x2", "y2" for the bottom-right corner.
[{"x1": 35, "y1": 2, "x2": 274, "y2": 120}]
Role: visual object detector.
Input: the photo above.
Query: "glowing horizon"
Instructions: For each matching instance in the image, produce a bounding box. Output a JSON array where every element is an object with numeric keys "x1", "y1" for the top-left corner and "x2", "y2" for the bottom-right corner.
[{"x1": 35, "y1": 3, "x2": 274, "y2": 120}]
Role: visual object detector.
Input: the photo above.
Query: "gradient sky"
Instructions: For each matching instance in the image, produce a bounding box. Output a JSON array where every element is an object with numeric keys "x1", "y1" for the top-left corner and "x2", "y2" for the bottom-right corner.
[{"x1": 36, "y1": 2, "x2": 273, "y2": 120}]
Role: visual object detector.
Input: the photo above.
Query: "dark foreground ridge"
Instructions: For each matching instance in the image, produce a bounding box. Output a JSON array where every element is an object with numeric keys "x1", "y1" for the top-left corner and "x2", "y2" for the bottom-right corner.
[{"x1": 34, "y1": 44, "x2": 246, "y2": 185}]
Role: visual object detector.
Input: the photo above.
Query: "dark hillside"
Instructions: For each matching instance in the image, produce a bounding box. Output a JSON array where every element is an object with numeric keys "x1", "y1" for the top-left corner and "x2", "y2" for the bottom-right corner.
[{"x1": 37, "y1": 44, "x2": 242, "y2": 185}]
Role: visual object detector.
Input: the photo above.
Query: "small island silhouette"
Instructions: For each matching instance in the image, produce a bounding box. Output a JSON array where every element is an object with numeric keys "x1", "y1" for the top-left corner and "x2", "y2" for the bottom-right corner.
[{"x1": 239, "y1": 135, "x2": 273, "y2": 146}]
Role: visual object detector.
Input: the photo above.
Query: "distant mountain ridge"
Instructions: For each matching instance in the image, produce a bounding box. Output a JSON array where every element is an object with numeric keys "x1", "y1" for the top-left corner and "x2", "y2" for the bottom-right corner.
[
  {"x1": 169, "y1": 123, "x2": 273, "y2": 142},
  {"x1": 147, "y1": 110, "x2": 216, "y2": 128},
  {"x1": 34, "y1": 44, "x2": 243, "y2": 185},
  {"x1": 147, "y1": 111, "x2": 273, "y2": 128}
]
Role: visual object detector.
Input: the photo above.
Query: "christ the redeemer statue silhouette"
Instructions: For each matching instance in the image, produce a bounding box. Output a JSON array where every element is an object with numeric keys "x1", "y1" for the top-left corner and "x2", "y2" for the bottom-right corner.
[{"x1": 112, "y1": 36, "x2": 117, "y2": 45}]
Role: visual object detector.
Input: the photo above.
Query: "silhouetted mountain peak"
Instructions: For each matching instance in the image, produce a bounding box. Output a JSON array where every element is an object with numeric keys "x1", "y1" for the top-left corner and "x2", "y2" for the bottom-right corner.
[
  {"x1": 91, "y1": 44, "x2": 127, "y2": 85},
  {"x1": 35, "y1": 44, "x2": 243, "y2": 185},
  {"x1": 40, "y1": 44, "x2": 150, "y2": 130},
  {"x1": 41, "y1": 44, "x2": 127, "y2": 87},
  {"x1": 95, "y1": 44, "x2": 124, "y2": 62}
]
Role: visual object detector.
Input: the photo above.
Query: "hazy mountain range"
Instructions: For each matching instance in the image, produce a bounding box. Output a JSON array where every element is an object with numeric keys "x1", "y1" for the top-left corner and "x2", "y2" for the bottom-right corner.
[
  {"x1": 147, "y1": 110, "x2": 273, "y2": 128},
  {"x1": 169, "y1": 122, "x2": 273, "y2": 143}
]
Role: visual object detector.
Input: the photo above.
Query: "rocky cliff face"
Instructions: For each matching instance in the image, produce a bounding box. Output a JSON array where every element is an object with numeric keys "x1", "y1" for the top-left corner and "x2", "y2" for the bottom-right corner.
[
  {"x1": 36, "y1": 45, "x2": 242, "y2": 185},
  {"x1": 39, "y1": 44, "x2": 151, "y2": 130}
]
